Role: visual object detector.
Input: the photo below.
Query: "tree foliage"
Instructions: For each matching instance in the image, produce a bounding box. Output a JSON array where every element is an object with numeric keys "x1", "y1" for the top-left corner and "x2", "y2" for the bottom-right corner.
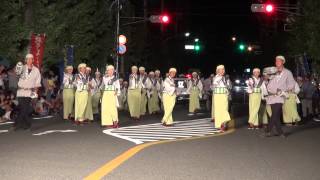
[
  {"x1": 0, "y1": 0, "x2": 143, "y2": 70},
  {"x1": 288, "y1": 0, "x2": 320, "y2": 61}
]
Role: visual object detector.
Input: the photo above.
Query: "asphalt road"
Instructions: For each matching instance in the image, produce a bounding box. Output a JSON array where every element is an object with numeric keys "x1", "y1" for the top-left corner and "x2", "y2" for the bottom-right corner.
[{"x1": 0, "y1": 104, "x2": 319, "y2": 180}]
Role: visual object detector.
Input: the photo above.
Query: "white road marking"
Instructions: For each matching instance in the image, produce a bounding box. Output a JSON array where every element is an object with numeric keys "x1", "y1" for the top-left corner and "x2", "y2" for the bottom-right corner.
[
  {"x1": 32, "y1": 115, "x2": 54, "y2": 120},
  {"x1": 33, "y1": 129, "x2": 77, "y2": 136},
  {"x1": 103, "y1": 118, "x2": 220, "y2": 144},
  {"x1": 0, "y1": 121, "x2": 14, "y2": 126},
  {"x1": 0, "y1": 130, "x2": 9, "y2": 133}
]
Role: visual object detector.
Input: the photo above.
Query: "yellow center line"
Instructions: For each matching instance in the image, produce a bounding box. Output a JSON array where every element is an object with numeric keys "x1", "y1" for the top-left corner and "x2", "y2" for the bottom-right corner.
[{"x1": 84, "y1": 128, "x2": 235, "y2": 180}]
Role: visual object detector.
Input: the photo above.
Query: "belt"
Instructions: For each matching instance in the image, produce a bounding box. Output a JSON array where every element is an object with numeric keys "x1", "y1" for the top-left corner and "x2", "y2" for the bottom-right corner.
[
  {"x1": 64, "y1": 85, "x2": 74, "y2": 89},
  {"x1": 18, "y1": 87, "x2": 33, "y2": 90},
  {"x1": 104, "y1": 86, "x2": 116, "y2": 91},
  {"x1": 252, "y1": 87, "x2": 261, "y2": 93},
  {"x1": 214, "y1": 87, "x2": 227, "y2": 94}
]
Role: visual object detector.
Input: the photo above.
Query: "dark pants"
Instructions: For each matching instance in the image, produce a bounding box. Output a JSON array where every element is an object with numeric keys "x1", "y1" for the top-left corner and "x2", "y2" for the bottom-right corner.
[
  {"x1": 15, "y1": 97, "x2": 33, "y2": 129},
  {"x1": 267, "y1": 103, "x2": 284, "y2": 135}
]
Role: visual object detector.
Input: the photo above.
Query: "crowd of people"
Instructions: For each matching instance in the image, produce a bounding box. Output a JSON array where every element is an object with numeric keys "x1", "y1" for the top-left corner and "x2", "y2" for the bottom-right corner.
[
  {"x1": 0, "y1": 55, "x2": 62, "y2": 125},
  {"x1": 6, "y1": 53, "x2": 320, "y2": 137},
  {"x1": 244, "y1": 56, "x2": 320, "y2": 138}
]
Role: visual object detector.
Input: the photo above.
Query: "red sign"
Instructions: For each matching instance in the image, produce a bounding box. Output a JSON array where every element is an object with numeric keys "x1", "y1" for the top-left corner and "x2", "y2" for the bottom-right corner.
[{"x1": 30, "y1": 33, "x2": 46, "y2": 69}]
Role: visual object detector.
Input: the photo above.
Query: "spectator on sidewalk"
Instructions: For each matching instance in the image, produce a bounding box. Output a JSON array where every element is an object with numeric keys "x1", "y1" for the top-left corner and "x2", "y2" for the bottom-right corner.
[
  {"x1": 300, "y1": 76, "x2": 316, "y2": 123},
  {"x1": 7, "y1": 68, "x2": 18, "y2": 95}
]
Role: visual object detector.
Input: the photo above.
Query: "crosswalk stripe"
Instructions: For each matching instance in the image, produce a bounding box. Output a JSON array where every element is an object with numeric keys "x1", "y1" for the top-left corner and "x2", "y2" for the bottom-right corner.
[
  {"x1": 103, "y1": 118, "x2": 220, "y2": 144},
  {"x1": 120, "y1": 121, "x2": 214, "y2": 129},
  {"x1": 0, "y1": 121, "x2": 14, "y2": 126},
  {"x1": 121, "y1": 123, "x2": 213, "y2": 130},
  {"x1": 133, "y1": 139, "x2": 158, "y2": 142},
  {"x1": 0, "y1": 130, "x2": 9, "y2": 133},
  {"x1": 115, "y1": 130, "x2": 219, "y2": 135},
  {"x1": 124, "y1": 136, "x2": 177, "y2": 140},
  {"x1": 118, "y1": 118, "x2": 211, "y2": 129},
  {"x1": 115, "y1": 126, "x2": 215, "y2": 131},
  {"x1": 114, "y1": 128, "x2": 217, "y2": 133},
  {"x1": 124, "y1": 134, "x2": 191, "y2": 138}
]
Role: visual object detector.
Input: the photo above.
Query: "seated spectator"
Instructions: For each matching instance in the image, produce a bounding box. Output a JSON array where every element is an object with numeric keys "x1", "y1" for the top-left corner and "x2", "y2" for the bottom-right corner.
[
  {"x1": 7, "y1": 68, "x2": 18, "y2": 95},
  {"x1": 0, "y1": 91, "x2": 14, "y2": 122},
  {"x1": 34, "y1": 96, "x2": 52, "y2": 116},
  {"x1": 0, "y1": 65, "x2": 7, "y2": 90}
]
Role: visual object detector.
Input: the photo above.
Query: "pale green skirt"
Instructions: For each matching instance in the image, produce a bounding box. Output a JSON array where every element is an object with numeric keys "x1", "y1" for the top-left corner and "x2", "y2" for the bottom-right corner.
[
  {"x1": 63, "y1": 88, "x2": 74, "y2": 119},
  {"x1": 75, "y1": 90, "x2": 88, "y2": 121},
  {"x1": 128, "y1": 88, "x2": 141, "y2": 118}
]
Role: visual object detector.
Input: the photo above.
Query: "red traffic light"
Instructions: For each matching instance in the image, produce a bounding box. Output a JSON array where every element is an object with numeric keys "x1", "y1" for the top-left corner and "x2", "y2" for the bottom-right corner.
[
  {"x1": 160, "y1": 15, "x2": 169, "y2": 23},
  {"x1": 251, "y1": 3, "x2": 275, "y2": 14},
  {"x1": 149, "y1": 14, "x2": 170, "y2": 23},
  {"x1": 265, "y1": 4, "x2": 274, "y2": 13}
]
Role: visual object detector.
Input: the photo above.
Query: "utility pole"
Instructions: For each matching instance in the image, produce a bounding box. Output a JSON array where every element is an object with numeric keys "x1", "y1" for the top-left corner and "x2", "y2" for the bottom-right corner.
[{"x1": 115, "y1": 0, "x2": 120, "y2": 78}]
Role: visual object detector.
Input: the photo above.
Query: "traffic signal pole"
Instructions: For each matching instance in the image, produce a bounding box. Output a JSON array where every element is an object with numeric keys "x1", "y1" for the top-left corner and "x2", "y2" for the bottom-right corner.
[
  {"x1": 110, "y1": 0, "x2": 169, "y2": 76},
  {"x1": 115, "y1": 0, "x2": 120, "y2": 78}
]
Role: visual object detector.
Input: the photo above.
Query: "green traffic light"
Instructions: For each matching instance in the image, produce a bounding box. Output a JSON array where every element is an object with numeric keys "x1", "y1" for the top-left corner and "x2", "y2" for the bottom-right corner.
[
  {"x1": 194, "y1": 45, "x2": 200, "y2": 51},
  {"x1": 239, "y1": 44, "x2": 245, "y2": 51}
]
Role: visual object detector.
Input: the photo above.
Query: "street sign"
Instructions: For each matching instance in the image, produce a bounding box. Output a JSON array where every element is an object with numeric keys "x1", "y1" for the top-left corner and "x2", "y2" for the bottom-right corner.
[{"x1": 117, "y1": 44, "x2": 127, "y2": 55}]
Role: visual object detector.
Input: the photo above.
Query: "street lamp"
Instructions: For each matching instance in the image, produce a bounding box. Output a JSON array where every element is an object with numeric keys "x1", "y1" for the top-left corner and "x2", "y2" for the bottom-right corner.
[
  {"x1": 194, "y1": 38, "x2": 199, "y2": 42},
  {"x1": 232, "y1": 36, "x2": 236, "y2": 42},
  {"x1": 185, "y1": 32, "x2": 190, "y2": 37}
]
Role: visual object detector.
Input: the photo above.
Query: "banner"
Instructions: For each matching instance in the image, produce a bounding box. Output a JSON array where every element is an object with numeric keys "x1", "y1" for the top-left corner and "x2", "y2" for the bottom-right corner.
[{"x1": 30, "y1": 33, "x2": 46, "y2": 69}]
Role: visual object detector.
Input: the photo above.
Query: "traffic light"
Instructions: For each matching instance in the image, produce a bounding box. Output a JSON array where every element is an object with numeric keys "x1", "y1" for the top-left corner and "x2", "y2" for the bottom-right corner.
[
  {"x1": 265, "y1": 4, "x2": 274, "y2": 13},
  {"x1": 149, "y1": 14, "x2": 170, "y2": 23},
  {"x1": 194, "y1": 44, "x2": 201, "y2": 51},
  {"x1": 239, "y1": 44, "x2": 245, "y2": 51},
  {"x1": 251, "y1": 3, "x2": 275, "y2": 14}
]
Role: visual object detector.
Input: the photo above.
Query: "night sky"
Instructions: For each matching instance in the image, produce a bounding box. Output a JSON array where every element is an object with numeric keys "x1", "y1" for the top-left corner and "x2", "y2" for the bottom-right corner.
[
  {"x1": 129, "y1": 0, "x2": 298, "y2": 77},
  {"x1": 143, "y1": 0, "x2": 264, "y2": 77}
]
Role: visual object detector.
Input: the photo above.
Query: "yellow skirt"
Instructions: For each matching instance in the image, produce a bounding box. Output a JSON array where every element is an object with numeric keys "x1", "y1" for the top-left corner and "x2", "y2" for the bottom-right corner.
[
  {"x1": 75, "y1": 90, "x2": 88, "y2": 121},
  {"x1": 140, "y1": 89, "x2": 147, "y2": 115},
  {"x1": 260, "y1": 103, "x2": 271, "y2": 125},
  {"x1": 189, "y1": 88, "x2": 200, "y2": 113},
  {"x1": 211, "y1": 95, "x2": 215, "y2": 119},
  {"x1": 248, "y1": 93, "x2": 262, "y2": 126},
  {"x1": 128, "y1": 88, "x2": 141, "y2": 118},
  {"x1": 84, "y1": 92, "x2": 94, "y2": 121},
  {"x1": 283, "y1": 93, "x2": 301, "y2": 123},
  {"x1": 214, "y1": 93, "x2": 231, "y2": 128},
  {"x1": 162, "y1": 93, "x2": 176, "y2": 125},
  {"x1": 92, "y1": 92, "x2": 101, "y2": 114},
  {"x1": 63, "y1": 89, "x2": 74, "y2": 119},
  {"x1": 148, "y1": 89, "x2": 160, "y2": 114},
  {"x1": 101, "y1": 91, "x2": 118, "y2": 126}
]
